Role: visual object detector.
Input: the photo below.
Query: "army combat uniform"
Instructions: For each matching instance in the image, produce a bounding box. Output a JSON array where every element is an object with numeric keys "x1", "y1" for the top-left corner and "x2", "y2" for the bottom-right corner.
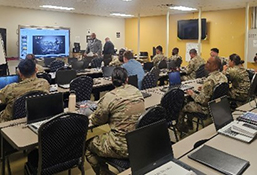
[
  {"x1": 225, "y1": 66, "x2": 250, "y2": 103},
  {"x1": 152, "y1": 53, "x2": 166, "y2": 67},
  {"x1": 181, "y1": 56, "x2": 205, "y2": 81},
  {"x1": 109, "y1": 56, "x2": 122, "y2": 67},
  {"x1": 167, "y1": 55, "x2": 182, "y2": 62},
  {"x1": 0, "y1": 77, "x2": 50, "y2": 122},
  {"x1": 36, "y1": 64, "x2": 45, "y2": 73},
  {"x1": 177, "y1": 70, "x2": 228, "y2": 132},
  {"x1": 86, "y1": 84, "x2": 145, "y2": 175}
]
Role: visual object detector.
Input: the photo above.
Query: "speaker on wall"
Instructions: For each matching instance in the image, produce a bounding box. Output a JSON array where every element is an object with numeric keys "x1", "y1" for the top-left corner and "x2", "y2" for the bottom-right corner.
[{"x1": 0, "y1": 28, "x2": 6, "y2": 54}]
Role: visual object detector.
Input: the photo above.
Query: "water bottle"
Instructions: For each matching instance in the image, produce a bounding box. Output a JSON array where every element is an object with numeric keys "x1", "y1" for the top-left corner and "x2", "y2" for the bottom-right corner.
[{"x1": 68, "y1": 90, "x2": 76, "y2": 112}]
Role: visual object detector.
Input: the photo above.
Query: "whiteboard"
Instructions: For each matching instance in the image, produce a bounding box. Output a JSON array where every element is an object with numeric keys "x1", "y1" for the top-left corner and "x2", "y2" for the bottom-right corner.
[
  {"x1": 248, "y1": 29, "x2": 257, "y2": 62},
  {"x1": 0, "y1": 34, "x2": 6, "y2": 64},
  {"x1": 185, "y1": 43, "x2": 201, "y2": 62}
]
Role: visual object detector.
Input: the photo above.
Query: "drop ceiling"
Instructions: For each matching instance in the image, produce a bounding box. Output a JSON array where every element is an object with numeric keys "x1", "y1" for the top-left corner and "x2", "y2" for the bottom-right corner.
[{"x1": 0, "y1": 0, "x2": 257, "y2": 17}]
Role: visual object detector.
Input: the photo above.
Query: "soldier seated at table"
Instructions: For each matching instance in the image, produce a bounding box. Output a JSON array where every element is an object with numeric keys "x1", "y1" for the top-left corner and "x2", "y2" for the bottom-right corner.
[
  {"x1": 177, "y1": 56, "x2": 228, "y2": 133},
  {"x1": 223, "y1": 54, "x2": 250, "y2": 106},
  {"x1": 26, "y1": 54, "x2": 45, "y2": 73},
  {"x1": 0, "y1": 59, "x2": 50, "y2": 122},
  {"x1": 152, "y1": 45, "x2": 166, "y2": 67},
  {"x1": 86, "y1": 67, "x2": 145, "y2": 175},
  {"x1": 181, "y1": 49, "x2": 205, "y2": 81}
]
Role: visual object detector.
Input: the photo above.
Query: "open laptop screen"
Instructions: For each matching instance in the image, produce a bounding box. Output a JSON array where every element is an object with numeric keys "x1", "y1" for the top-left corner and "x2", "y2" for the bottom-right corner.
[
  {"x1": 0, "y1": 75, "x2": 19, "y2": 89},
  {"x1": 26, "y1": 93, "x2": 64, "y2": 124},
  {"x1": 126, "y1": 120, "x2": 173, "y2": 175},
  {"x1": 168, "y1": 71, "x2": 181, "y2": 86},
  {"x1": 102, "y1": 66, "x2": 115, "y2": 77},
  {"x1": 208, "y1": 96, "x2": 233, "y2": 130}
]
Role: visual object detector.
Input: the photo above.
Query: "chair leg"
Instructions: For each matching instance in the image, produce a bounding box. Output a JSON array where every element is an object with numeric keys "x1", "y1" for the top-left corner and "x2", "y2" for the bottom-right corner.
[
  {"x1": 7, "y1": 157, "x2": 12, "y2": 175},
  {"x1": 172, "y1": 127, "x2": 179, "y2": 142},
  {"x1": 78, "y1": 163, "x2": 85, "y2": 175},
  {"x1": 196, "y1": 118, "x2": 200, "y2": 131},
  {"x1": 68, "y1": 169, "x2": 71, "y2": 175}
]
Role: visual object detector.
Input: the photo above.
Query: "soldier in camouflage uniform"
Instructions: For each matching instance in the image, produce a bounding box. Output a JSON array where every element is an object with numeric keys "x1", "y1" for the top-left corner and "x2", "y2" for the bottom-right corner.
[
  {"x1": 224, "y1": 54, "x2": 250, "y2": 104},
  {"x1": 181, "y1": 49, "x2": 205, "y2": 81},
  {"x1": 86, "y1": 67, "x2": 145, "y2": 175},
  {"x1": 177, "y1": 56, "x2": 228, "y2": 133},
  {"x1": 0, "y1": 59, "x2": 50, "y2": 122},
  {"x1": 167, "y1": 47, "x2": 182, "y2": 63},
  {"x1": 109, "y1": 48, "x2": 126, "y2": 67},
  {"x1": 210, "y1": 48, "x2": 227, "y2": 71},
  {"x1": 26, "y1": 54, "x2": 45, "y2": 73},
  {"x1": 152, "y1": 45, "x2": 166, "y2": 67}
]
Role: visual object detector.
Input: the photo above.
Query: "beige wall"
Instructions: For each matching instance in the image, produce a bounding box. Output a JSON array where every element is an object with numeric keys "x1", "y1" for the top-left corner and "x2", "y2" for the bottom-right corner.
[{"x1": 0, "y1": 6, "x2": 125, "y2": 57}]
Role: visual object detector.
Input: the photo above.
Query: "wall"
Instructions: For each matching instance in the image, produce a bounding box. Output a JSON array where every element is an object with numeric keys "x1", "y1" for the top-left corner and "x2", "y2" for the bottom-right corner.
[
  {"x1": 125, "y1": 8, "x2": 246, "y2": 66},
  {"x1": 0, "y1": 6, "x2": 125, "y2": 57}
]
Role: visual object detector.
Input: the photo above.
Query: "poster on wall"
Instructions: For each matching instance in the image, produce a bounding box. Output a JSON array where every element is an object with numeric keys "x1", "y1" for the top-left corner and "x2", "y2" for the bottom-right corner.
[
  {"x1": 116, "y1": 32, "x2": 120, "y2": 38},
  {"x1": 185, "y1": 43, "x2": 201, "y2": 62}
]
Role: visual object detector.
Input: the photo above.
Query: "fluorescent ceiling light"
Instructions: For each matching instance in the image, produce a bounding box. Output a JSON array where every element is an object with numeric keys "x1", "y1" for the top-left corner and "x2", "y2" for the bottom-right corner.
[
  {"x1": 123, "y1": 0, "x2": 132, "y2": 1},
  {"x1": 40, "y1": 5, "x2": 74, "y2": 11},
  {"x1": 169, "y1": 6, "x2": 197, "y2": 11},
  {"x1": 110, "y1": 13, "x2": 134, "y2": 17}
]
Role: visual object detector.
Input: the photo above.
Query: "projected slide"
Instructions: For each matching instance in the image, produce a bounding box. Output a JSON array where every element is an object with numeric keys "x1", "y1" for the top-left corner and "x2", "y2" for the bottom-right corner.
[{"x1": 19, "y1": 27, "x2": 70, "y2": 59}]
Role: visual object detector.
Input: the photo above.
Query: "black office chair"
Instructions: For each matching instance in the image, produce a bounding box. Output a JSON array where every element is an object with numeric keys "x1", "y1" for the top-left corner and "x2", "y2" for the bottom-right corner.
[
  {"x1": 196, "y1": 64, "x2": 208, "y2": 78},
  {"x1": 128, "y1": 75, "x2": 138, "y2": 88},
  {"x1": 24, "y1": 113, "x2": 89, "y2": 175},
  {"x1": 167, "y1": 60, "x2": 177, "y2": 70},
  {"x1": 141, "y1": 72, "x2": 157, "y2": 90},
  {"x1": 70, "y1": 76, "x2": 93, "y2": 102},
  {"x1": 150, "y1": 67, "x2": 160, "y2": 81},
  {"x1": 71, "y1": 60, "x2": 85, "y2": 71},
  {"x1": 91, "y1": 57, "x2": 103, "y2": 68},
  {"x1": 187, "y1": 82, "x2": 229, "y2": 131},
  {"x1": 176, "y1": 58, "x2": 182, "y2": 68},
  {"x1": 44, "y1": 57, "x2": 56, "y2": 67},
  {"x1": 68, "y1": 57, "x2": 78, "y2": 65},
  {"x1": 49, "y1": 60, "x2": 65, "y2": 72},
  {"x1": 160, "y1": 88, "x2": 185, "y2": 142},
  {"x1": 102, "y1": 106, "x2": 167, "y2": 173},
  {"x1": 143, "y1": 62, "x2": 154, "y2": 72},
  {"x1": 36, "y1": 72, "x2": 52, "y2": 84},
  {"x1": 56, "y1": 69, "x2": 77, "y2": 85},
  {"x1": 247, "y1": 69, "x2": 255, "y2": 81},
  {"x1": 158, "y1": 60, "x2": 167, "y2": 69},
  {"x1": 12, "y1": 91, "x2": 47, "y2": 119}
]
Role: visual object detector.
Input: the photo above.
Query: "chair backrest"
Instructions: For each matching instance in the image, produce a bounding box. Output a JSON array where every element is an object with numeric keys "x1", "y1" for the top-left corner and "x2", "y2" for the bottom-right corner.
[
  {"x1": 196, "y1": 64, "x2": 208, "y2": 78},
  {"x1": 12, "y1": 91, "x2": 47, "y2": 119},
  {"x1": 38, "y1": 113, "x2": 89, "y2": 175},
  {"x1": 128, "y1": 75, "x2": 138, "y2": 88},
  {"x1": 50, "y1": 60, "x2": 65, "y2": 72},
  {"x1": 143, "y1": 62, "x2": 154, "y2": 72},
  {"x1": 36, "y1": 72, "x2": 52, "y2": 84},
  {"x1": 150, "y1": 67, "x2": 160, "y2": 81},
  {"x1": 71, "y1": 60, "x2": 85, "y2": 70},
  {"x1": 167, "y1": 60, "x2": 177, "y2": 70},
  {"x1": 56, "y1": 69, "x2": 77, "y2": 85},
  {"x1": 141, "y1": 72, "x2": 157, "y2": 90},
  {"x1": 211, "y1": 82, "x2": 229, "y2": 100},
  {"x1": 176, "y1": 59, "x2": 182, "y2": 68},
  {"x1": 158, "y1": 60, "x2": 167, "y2": 69},
  {"x1": 136, "y1": 106, "x2": 167, "y2": 128},
  {"x1": 247, "y1": 69, "x2": 255, "y2": 81},
  {"x1": 91, "y1": 57, "x2": 103, "y2": 68},
  {"x1": 70, "y1": 76, "x2": 93, "y2": 102},
  {"x1": 160, "y1": 88, "x2": 184, "y2": 122}
]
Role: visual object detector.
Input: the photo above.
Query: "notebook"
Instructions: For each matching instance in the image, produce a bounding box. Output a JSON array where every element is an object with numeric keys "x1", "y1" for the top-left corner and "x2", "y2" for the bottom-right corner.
[
  {"x1": 0, "y1": 75, "x2": 19, "y2": 89},
  {"x1": 26, "y1": 93, "x2": 64, "y2": 134},
  {"x1": 209, "y1": 96, "x2": 255, "y2": 143},
  {"x1": 126, "y1": 120, "x2": 202, "y2": 175},
  {"x1": 188, "y1": 145, "x2": 250, "y2": 175}
]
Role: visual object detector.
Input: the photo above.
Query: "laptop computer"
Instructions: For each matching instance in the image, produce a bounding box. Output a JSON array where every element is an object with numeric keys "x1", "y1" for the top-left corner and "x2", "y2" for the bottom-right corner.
[
  {"x1": 102, "y1": 66, "x2": 115, "y2": 78},
  {"x1": 209, "y1": 96, "x2": 256, "y2": 143},
  {"x1": 0, "y1": 75, "x2": 19, "y2": 89},
  {"x1": 26, "y1": 93, "x2": 64, "y2": 134},
  {"x1": 126, "y1": 120, "x2": 202, "y2": 175}
]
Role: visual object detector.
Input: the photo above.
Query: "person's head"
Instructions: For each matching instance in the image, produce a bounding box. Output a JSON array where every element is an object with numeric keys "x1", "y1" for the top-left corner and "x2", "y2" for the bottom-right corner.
[
  {"x1": 26, "y1": 54, "x2": 36, "y2": 61},
  {"x1": 210, "y1": 48, "x2": 219, "y2": 57},
  {"x1": 111, "y1": 67, "x2": 128, "y2": 87},
  {"x1": 254, "y1": 53, "x2": 257, "y2": 63},
  {"x1": 91, "y1": 33, "x2": 96, "y2": 39},
  {"x1": 17, "y1": 59, "x2": 37, "y2": 80},
  {"x1": 228, "y1": 53, "x2": 241, "y2": 67},
  {"x1": 205, "y1": 56, "x2": 221, "y2": 73},
  {"x1": 156, "y1": 45, "x2": 163, "y2": 54},
  {"x1": 172, "y1": 47, "x2": 179, "y2": 56},
  {"x1": 105, "y1": 37, "x2": 110, "y2": 42},
  {"x1": 123, "y1": 50, "x2": 134, "y2": 63},
  {"x1": 189, "y1": 49, "x2": 197, "y2": 59},
  {"x1": 118, "y1": 48, "x2": 126, "y2": 63}
]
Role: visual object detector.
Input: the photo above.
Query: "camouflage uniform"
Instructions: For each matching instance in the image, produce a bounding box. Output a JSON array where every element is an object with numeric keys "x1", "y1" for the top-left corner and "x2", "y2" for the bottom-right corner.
[
  {"x1": 181, "y1": 56, "x2": 205, "y2": 81},
  {"x1": 177, "y1": 70, "x2": 227, "y2": 131},
  {"x1": 225, "y1": 66, "x2": 250, "y2": 102},
  {"x1": 86, "y1": 84, "x2": 145, "y2": 175},
  {"x1": 167, "y1": 55, "x2": 182, "y2": 62},
  {"x1": 0, "y1": 77, "x2": 50, "y2": 122},
  {"x1": 109, "y1": 56, "x2": 122, "y2": 67},
  {"x1": 36, "y1": 64, "x2": 45, "y2": 73},
  {"x1": 152, "y1": 53, "x2": 166, "y2": 67}
]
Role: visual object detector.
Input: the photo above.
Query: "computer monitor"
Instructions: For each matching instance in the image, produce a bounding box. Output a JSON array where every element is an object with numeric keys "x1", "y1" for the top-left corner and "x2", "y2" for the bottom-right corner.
[
  {"x1": 168, "y1": 71, "x2": 181, "y2": 86},
  {"x1": 26, "y1": 93, "x2": 64, "y2": 124},
  {"x1": 0, "y1": 75, "x2": 19, "y2": 89}
]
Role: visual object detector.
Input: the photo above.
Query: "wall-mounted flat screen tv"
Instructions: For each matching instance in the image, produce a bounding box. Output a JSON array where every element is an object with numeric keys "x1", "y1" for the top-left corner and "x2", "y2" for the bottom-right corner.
[
  {"x1": 19, "y1": 26, "x2": 70, "y2": 59},
  {"x1": 177, "y1": 19, "x2": 207, "y2": 40}
]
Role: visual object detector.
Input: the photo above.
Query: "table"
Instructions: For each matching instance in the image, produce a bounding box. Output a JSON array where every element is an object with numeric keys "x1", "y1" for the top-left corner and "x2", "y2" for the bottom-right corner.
[{"x1": 77, "y1": 68, "x2": 103, "y2": 78}]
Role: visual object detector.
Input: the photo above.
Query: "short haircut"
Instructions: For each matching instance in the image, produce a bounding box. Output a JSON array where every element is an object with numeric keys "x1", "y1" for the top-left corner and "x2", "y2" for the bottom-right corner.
[
  {"x1": 229, "y1": 53, "x2": 241, "y2": 65},
  {"x1": 26, "y1": 54, "x2": 36, "y2": 61},
  {"x1": 213, "y1": 56, "x2": 221, "y2": 70},
  {"x1": 211, "y1": 48, "x2": 219, "y2": 54},
  {"x1": 189, "y1": 49, "x2": 197, "y2": 55},
  {"x1": 172, "y1": 47, "x2": 179, "y2": 56},
  {"x1": 254, "y1": 55, "x2": 257, "y2": 62},
  {"x1": 112, "y1": 67, "x2": 128, "y2": 87},
  {"x1": 18, "y1": 59, "x2": 36, "y2": 78},
  {"x1": 156, "y1": 45, "x2": 163, "y2": 52},
  {"x1": 123, "y1": 50, "x2": 134, "y2": 60}
]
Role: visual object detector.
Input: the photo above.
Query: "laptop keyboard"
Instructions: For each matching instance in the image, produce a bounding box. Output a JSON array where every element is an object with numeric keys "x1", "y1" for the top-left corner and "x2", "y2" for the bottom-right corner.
[{"x1": 224, "y1": 128, "x2": 238, "y2": 137}]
